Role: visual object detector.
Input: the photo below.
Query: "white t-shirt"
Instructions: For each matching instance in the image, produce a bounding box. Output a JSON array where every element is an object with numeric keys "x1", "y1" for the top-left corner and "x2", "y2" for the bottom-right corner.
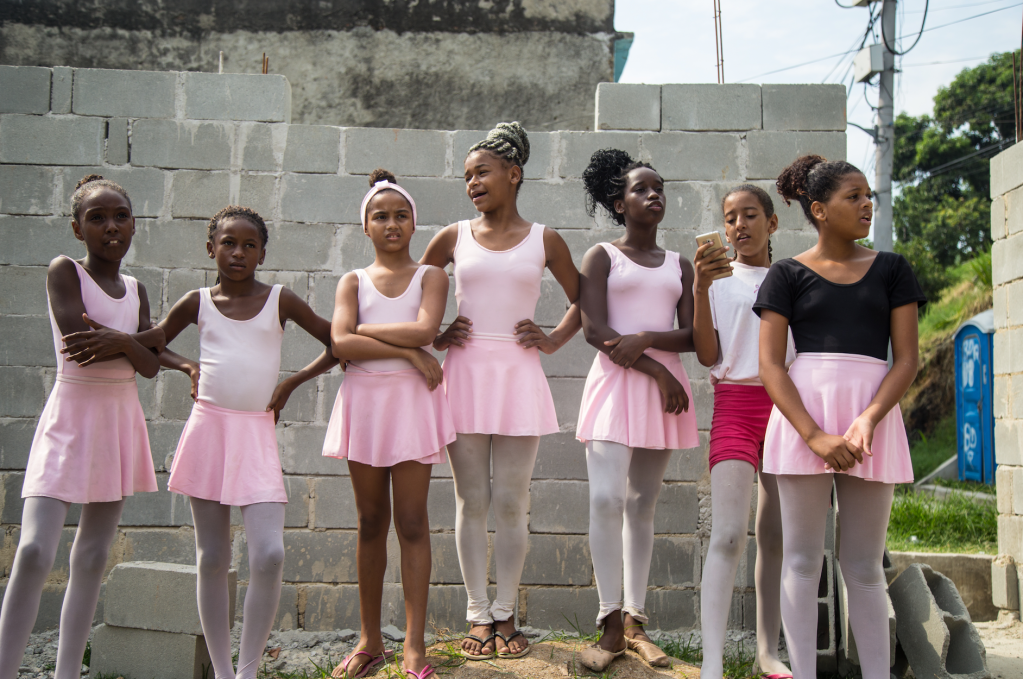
[{"x1": 708, "y1": 261, "x2": 796, "y2": 385}]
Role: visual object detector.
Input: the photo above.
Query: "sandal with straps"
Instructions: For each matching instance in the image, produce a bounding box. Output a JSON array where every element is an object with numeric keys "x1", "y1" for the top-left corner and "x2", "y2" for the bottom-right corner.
[
  {"x1": 494, "y1": 629, "x2": 531, "y2": 659},
  {"x1": 404, "y1": 664, "x2": 436, "y2": 679},
  {"x1": 331, "y1": 649, "x2": 394, "y2": 678},
  {"x1": 460, "y1": 624, "x2": 497, "y2": 660}
]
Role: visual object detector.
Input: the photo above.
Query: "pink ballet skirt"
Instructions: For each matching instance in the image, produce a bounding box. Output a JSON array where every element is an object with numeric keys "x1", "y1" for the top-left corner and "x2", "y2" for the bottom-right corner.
[
  {"x1": 169, "y1": 399, "x2": 287, "y2": 505},
  {"x1": 763, "y1": 352, "x2": 913, "y2": 483},
  {"x1": 442, "y1": 336, "x2": 559, "y2": 437},
  {"x1": 322, "y1": 365, "x2": 454, "y2": 466},
  {"x1": 23, "y1": 375, "x2": 157, "y2": 504},
  {"x1": 576, "y1": 348, "x2": 699, "y2": 450}
]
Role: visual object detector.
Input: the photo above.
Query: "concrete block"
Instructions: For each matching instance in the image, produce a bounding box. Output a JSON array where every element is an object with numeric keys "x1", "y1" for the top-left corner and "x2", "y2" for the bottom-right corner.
[
  {"x1": 655, "y1": 483, "x2": 700, "y2": 534},
  {"x1": 303, "y1": 583, "x2": 407, "y2": 631},
  {"x1": 1, "y1": 472, "x2": 26, "y2": 523},
  {"x1": 430, "y1": 532, "x2": 463, "y2": 584},
  {"x1": 345, "y1": 128, "x2": 446, "y2": 177},
  {"x1": 238, "y1": 123, "x2": 278, "y2": 171},
  {"x1": 992, "y1": 235, "x2": 1023, "y2": 286},
  {"x1": 769, "y1": 229, "x2": 819, "y2": 261},
  {"x1": 120, "y1": 474, "x2": 177, "y2": 526},
  {"x1": 991, "y1": 195, "x2": 1006, "y2": 241},
  {"x1": 453, "y1": 130, "x2": 556, "y2": 180},
  {"x1": 650, "y1": 536, "x2": 700, "y2": 587},
  {"x1": 281, "y1": 424, "x2": 339, "y2": 475},
  {"x1": 0, "y1": 582, "x2": 89, "y2": 632},
  {"x1": 427, "y1": 478, "x2": 456, "y2": 531},
  {"x1": 105, "y1": 117, "x2": 129, "y2": 165},
  {"x1": 184, "y1": 72, "x2": 292, "y2": 123},
  {"x1": 1000, "y1": 515, "x2": 1023, "y2": 561},
  {"x1": 762, "y1": 85, "x2": 846, "y2": 131},
  {"x1": 0, "y1": 114, "x2": 103, "y2": 166},
  {"x1": 0, "y1": 66, "x2": 51, "y2": 114},
  {"x1": 646, "y1": 131, "x2": 742, "y2": 182},
  {"x1": 664, "y1": 440, "x2": 708, "y2": 482},
  {"x1": 264, "y1": 222, "x2": 335, "y2": 272},
  {"x1": 61, "y1": 166, "x2": 167, "y2": 218},
  {"x1": 238, "y1": 583, "x2": 299, "y2": 630},
  {"x1": 50, "y1": 66, "x2": 72, "y2": 114},
  {"x1": 397, "y1": 176, "x2": 475, "y2": 227},
  {"x1": 533, "y1": 431, "x2": 588, "y2": 480},
  {"x1": 642, "y1": 589, "x2": 699, "y2": 631},
  {"x1": 126, "y1": 219, "x2": 212, "y2": 269},
  {"x1": 90, "y1": 624, "x2": 214, "y2": 679},
  {"x1": 0, "y1": 367, "x2": 50, "y2": 418},
  {"x1": 990, "y1": 141, "x2": 1023, "y2": 198},
  {"x1": 529, "y1": 480, "x2": 589, "y2": 534},
  {"x1": 122, "y1": 527, "x2": 196, "y2": 565},
  {"x1": 516, "y1": 534, "x2": 592, "y2": 585},
  {"x1": 312, "y1": 476, "x2": 357, "y2": 529},
  {"x1": 996, "y1": 463, "x2": 1014, "y2": 515},
  {"x1": 662, "y1": 84, "x2": 762, "y2": 132},
  {"x1": 283, "y1": 476, "x2": 312, "y2": 528},
  {"x1": 746, "y1": 131, "x2": 847, "y2": 180},
  {"x1": 283, "y1": 125, "x2": 341, "y2": 174},
  {"x1": 1013, "y1": 465, "x2": 1023, "y2": 516},
  {"x1": 0, "y1": 264, "x2": 48, "y2": 314},
  {"x1": 595, "y1": 83, "x2": 661, "y2": 131},
  {"x1": 0, "y1": 164, "x2": 54, "y2": 215},
  {"x1": 132, "y1": 119, "x2": 233, "y2": 170},
  {"x1": 0, "y1": 418, "x2": 36, "y2": 470},
  {"x1": 72, "y1": 68, "x2": 175, "y2": 118},
  {"x1": 274, "y1": 530, "x2": 362, "y2": 583},
  {"x1": 659, "y1": 181, "x2": 704, "y2": 230},
  {"x1": 1008, "y1": 280, "x2": 1023, "y2": 327},
  {"x1": 994, "y1": 421, "x2": 1023, "y2": 467},
  {"x1": 549, "y1": 377, "x2": 585, "y2": 427},
  {"x1": 991, "y1": 555, "x2": 1018, "y2": 611},
  {"x1": 559, "y1": 130, "x2": 643, "y2": 178},
  {"x1": 104, "y1": 561, "x2": 236, "y2": 634},
  {"x1": 534, "y1": 277, "x2": 572, "y2": 326},
  {"x1": 0, "y1": 315, "x2": 54, "y2": 367},
  {"x1": 170, "y1": 171, "x2": 231, "y2": 220},
  {"x1": 280, "y1": 173, "x2": 365, "y2": 224},
  {"x1": 889, "y1": 563, "x2": 989, "y2": 679},
  {"x1": 1006, "y1": 186, "x2": 1023, "y2": 238},
  {"x1": 993, "y1": 287, "x2": 1008, "y2": 332},
  {"x1": 540, "y1": 333, "x2": 596, "y2": 378},
  {"x1": 521, "y1": 586, "x2": 599, "y2": 631}
]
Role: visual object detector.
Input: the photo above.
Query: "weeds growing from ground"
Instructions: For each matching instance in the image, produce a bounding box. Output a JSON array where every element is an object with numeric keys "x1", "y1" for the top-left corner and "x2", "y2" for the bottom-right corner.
[
  {"x1": 887, "y1": 487, "x2": 997, "y2": 554},
  {"x1": 654, "y1": 636, "x2": 763, "y2": 679}
]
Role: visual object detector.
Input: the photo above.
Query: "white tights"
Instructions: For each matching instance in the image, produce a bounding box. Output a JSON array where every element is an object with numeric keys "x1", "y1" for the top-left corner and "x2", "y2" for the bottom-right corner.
[
  {"x1": 585, "y1": 440, "x2": 672, "y2": 626},
  {"x1": 0, "y1": 496, "x2": 125, "y2": 679},
  {"x1": 447, "y1": 433, "x2": 539, "y2": 624},
  {"x1": 191, "y1": 499, "x2": 285, "y2": 679},
  {"x1": 777, "y1": 474, "x2": 894, "y2": 679},
  {"x1": 699, "y1": 461, "x2": 787, "y2": 679}
]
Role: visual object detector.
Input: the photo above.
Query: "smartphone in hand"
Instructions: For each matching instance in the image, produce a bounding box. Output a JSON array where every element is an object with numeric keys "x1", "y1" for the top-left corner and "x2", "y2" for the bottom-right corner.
[{"x1": 695, "y1": 231, "x2": 733, "y2": 280}]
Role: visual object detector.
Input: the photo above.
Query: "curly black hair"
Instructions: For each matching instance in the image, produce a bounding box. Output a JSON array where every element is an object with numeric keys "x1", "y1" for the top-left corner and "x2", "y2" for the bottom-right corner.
[
  {"x1": 71, "y1": 174, "x2": 133, "y2": 221},
  {"x1": 207, "y1": 205, "x2": 269, "y2": 248},
  {"x1": 581, "y1": 149, "x2": 657, "y2": 226},
  {"x1": 721, "y1": 184, "x2": 776, "y2": 263},
  {"x1": 776, "y1": 155, "x2": 863, "y2": 230}
]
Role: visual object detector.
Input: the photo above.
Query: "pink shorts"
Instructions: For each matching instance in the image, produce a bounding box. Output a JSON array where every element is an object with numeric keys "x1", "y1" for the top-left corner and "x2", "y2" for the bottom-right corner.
[{"x1": 708, "y1": 383, "x2": 774, "y2": 471}]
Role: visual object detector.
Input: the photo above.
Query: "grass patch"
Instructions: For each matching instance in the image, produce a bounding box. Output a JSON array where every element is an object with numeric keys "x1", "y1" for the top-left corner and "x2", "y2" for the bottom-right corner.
[
  {"x1": 887, "y1": 488, "x2": 997, "y2": 554},
  {"x1": 654, "y1": 636, "x2": 763, "y2": 679},
  {"x1": 930, "y1": 477, "x2": 996, "y2": 494},
  {"x1": 909, "y1": 413, "x2": 958, "y2": 479}
]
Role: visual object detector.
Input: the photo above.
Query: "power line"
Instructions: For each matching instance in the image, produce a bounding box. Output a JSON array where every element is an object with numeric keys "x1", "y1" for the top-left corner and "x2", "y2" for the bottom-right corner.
[
  {"x1": 916, "y1": 3, "x2": 1022, "y2": 35},
  {"x1": 902, "y1": 56, "x2": 993, "y2": 66},
  {"x1": 904, "y1": 0, "x2": 1013, "y2": 13},
  {"x1": 882, "y1": 0, "x2": 928, "y2": 55}
]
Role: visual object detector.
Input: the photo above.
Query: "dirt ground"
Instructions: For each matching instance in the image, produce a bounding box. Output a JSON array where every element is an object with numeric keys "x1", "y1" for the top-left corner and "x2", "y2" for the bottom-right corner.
[{"x1": 975, "y1": 614, "x2": 1023, "y2": 679}]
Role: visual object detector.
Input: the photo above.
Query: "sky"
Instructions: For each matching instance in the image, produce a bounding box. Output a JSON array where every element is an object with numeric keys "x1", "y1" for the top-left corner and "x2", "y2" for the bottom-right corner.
[{"x1": 615, "y1": 0, "x2": 1022, "y2": 186}]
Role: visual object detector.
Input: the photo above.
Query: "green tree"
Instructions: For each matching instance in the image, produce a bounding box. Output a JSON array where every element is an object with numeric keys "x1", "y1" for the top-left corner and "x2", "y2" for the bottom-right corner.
[{"x1": 893, "y1": 51, "x2": 1016, "y2": 299}]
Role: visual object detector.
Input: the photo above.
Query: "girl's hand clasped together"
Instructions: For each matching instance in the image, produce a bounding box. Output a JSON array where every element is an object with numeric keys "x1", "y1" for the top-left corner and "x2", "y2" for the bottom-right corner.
[{"x1": 158, "y1": 207, "x2": 336, "y2": 679}]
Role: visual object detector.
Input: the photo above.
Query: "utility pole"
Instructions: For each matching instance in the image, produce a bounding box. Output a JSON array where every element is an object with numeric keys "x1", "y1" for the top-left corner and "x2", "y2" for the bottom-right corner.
[{"x1": 874, "y1": 0, "x2": 896, "y2": 252}]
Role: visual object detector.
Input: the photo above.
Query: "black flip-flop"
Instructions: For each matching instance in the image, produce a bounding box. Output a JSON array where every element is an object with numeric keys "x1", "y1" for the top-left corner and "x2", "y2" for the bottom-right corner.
[
  {"x1": 461, "y1": 631, "x2": 497, "y2": 660},
  {"x1": 495, "y1": 630, "x2": 530, "y2": 659}
]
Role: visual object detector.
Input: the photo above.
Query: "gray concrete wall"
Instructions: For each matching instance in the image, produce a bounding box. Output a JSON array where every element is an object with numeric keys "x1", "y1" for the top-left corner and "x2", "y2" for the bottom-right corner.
[
  {"x1": 991, "y1": 142, "x2": 1023, "y2": 616},
  {"x1": 0, "y1": 66, "x2": 846, "y2": 633},
  {"x1": 0, "y1": 0, "x2": 616, "y2": 131}
]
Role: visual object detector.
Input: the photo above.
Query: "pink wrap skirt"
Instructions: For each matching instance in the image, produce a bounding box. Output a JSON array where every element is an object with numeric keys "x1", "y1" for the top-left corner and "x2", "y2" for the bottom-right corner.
[
  {"x1": 169, "y1": 399, "x2": 287, "y2": 506},
  {"x1": 576, "y1": 349, "x2": 699, "y2": 451},
  {"x1": 322, "y1": 365, "x2": 454, "y2": 467},
  {"x1": 23, "y1": 375, "x2": 157, "y2": 504},
  {"x1": 763, "y1": 352, "x2": 913, "y2": 483},
  {"x1": 442, "y1": 336, "x2": 559, "y2": 437}
]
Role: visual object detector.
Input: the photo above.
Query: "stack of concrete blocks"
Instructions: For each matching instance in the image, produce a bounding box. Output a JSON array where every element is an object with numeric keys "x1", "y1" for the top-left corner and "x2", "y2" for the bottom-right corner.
[
  {"x1": 0, "y1": 65, "x2": 844, "y2": 633},
  {"x1": 889, "y1": 564, "x2": 990, "y2": 679},
  {"x1": 990, "y1": 141, "x2": 1023, "y2": 620},
  {"x1": 90, "y1": 562, "x2": 237, "y2": 679}
]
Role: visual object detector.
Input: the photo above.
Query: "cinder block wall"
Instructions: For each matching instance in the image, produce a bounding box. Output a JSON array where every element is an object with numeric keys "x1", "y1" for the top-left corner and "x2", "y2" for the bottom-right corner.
[
  {"x1": 0, "y1": 67, "x2": 845, "y2": 633},
  {"x1": 991, "y1": 143, "x2": 1023, "y2": 616}
]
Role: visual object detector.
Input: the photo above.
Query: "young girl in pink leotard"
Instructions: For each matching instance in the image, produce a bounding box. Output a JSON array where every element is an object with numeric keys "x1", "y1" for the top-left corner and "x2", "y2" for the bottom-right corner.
[
  {"x1": 420, "y1": 122, "x2": 581, "y2": 660},
  {"x1": 323, "y1": 169, "x2": 454, "y2": 679},
  {"x1": 693, "y1": 185, "x2": 795, "y2": 679},
  {"x1": 0, "y1": 175, "x2": 162, "y2": 679},
  {"x1": 576, "y1": 150, "x2": 698, "y2": 673},
  {"x1": 159, "y1": 206, "x2": 337, "y2": 679}
]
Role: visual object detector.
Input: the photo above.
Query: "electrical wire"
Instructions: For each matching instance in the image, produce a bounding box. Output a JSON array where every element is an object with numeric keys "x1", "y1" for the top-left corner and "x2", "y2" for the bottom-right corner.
[
  {"x1": 916, "y1": 3, "x2": 1023, "y2": 36},
  {"x1": 882, "y1": 0, "x2": 929, "y2": 55}
]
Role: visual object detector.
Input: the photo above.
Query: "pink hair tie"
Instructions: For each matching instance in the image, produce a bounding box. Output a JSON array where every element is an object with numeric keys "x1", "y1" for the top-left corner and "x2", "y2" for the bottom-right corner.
[{"x1": 360, "y1": 180, "x2": 418, "y2": 231}]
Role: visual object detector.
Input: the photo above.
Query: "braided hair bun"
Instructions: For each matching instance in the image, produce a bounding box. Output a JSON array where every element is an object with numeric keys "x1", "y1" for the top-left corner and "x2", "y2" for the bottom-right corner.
[
  {"x1": 469, "y1": 121, "x2": 530, "y2": 168},
  {"x1": 776, "y1": 154, "x2": 862, "y2": 229},
  {"x1": 368, "y1": 168, "x2": 398, "y2": 186},
  {"x1": 70, "y1": 174, "x2": 133, "y2": 221},
  {"x1": 582, "y1": 148, "x2": 656, "y2": 226}
]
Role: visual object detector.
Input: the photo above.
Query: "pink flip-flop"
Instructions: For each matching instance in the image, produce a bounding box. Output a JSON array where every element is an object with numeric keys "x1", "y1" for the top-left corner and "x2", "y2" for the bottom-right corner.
[
  {"x1": 763, "y1": 673, "x2": 793, "y2": 679},
  {"x1": 331, "y1": 649, "x2": 395, "y2": 678},
  {"x1": 404, "y1": 664, "x2": 435, "y2": 679}
]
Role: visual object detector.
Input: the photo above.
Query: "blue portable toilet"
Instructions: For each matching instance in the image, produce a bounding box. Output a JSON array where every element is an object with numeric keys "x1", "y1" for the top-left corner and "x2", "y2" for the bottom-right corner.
[{"x1": 954, "y1": 309, "x2": 995, "y2": 484}]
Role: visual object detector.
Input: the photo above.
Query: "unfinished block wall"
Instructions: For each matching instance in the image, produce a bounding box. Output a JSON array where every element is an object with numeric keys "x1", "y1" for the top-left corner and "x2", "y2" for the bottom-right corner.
[
  {"x1": 0, "y1": 66, "x2": 845, "y2": 633},
  {"x1": 991, "y1": 143, "x2": 1023, "y2": 616}
]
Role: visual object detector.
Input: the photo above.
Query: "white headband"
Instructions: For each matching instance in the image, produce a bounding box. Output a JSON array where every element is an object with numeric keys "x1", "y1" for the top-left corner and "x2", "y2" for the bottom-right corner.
[{"x1": 360, "y1": 180, "x2": 417, "y2": 230}]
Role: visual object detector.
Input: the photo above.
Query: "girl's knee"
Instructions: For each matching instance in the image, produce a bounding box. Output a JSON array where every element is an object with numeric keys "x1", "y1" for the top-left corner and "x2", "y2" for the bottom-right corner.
[
  {"x1": 70, "y1": 541, "x2": 110, "y2": 576},
  {"x1": 197, "y1": 546, "x2": 232, "y2": 577},
  {"x1": 358, "y1": 510, "x2": 391, "y2": 540},
  {"x1": 16, "y1": 538, "x2": 58, "y2": 573},
  {"x1": 590, "y1": 489, "x2": 626, "y2": 522},
  {"x1": 394, "y1": 512, "x2": 429, "y2": 543},
  {"x1": 709, "y1": 525, "x2": 747, "y2": 561},
  {"x1": 250, "y1": 541, "x2": 285, "y2": 576},
  {"x1": 492, "y1": 492, "x2": 527, "y2": 527},
  {"x1": 456, "y1": 487, "x2": 490, "y2": 520}
]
